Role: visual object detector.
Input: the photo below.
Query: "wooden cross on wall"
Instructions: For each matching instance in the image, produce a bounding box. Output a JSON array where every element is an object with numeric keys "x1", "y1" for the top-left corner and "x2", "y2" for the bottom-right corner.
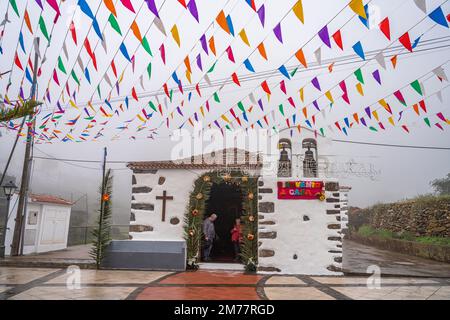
[{"x1": 156, "y1": 191, "x2": 173, "y2": 222}]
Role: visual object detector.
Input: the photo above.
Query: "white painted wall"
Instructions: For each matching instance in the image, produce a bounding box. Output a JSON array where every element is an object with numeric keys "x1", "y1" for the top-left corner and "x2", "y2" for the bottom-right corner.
[
  {"x1": 258, "y1": 177, "x2": 341, "y2": 275},
  {"x1": 130, "y1": 169, "x2": 206, "y2": 241}
]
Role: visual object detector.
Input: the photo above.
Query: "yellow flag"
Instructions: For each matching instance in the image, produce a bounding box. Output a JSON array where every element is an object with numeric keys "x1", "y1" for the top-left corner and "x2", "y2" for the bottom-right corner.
[
  {"x1": 356, "y1": 83, "x2": 364, "y2": 96},
  {"x1": 388, "y1": 116, "x2": 395, "y2": 126},
  {"x1": 299, "y1": 87, "x2": 304, "y2": 102},
  {"x1": 372, "y1": 110, "x2": 379, "y2": 121},
  {"x1": 325, "y1": 90, "x2": 334, "y2": 103},
  {"x1": 378, "y1": 99, "x2": 387, "y2": 108},
  {"x1": 239, "y1": 28, "x2": 250, "y2": 46},
  {"x1": 69, "y1": 99, "x2": 79, "y2": 109},
  {"x1": 185, "y1": 70, "x2": 192, "y2": 84},
  {"x1": 88, "y1": 101, "x2": 95, "y2": 112},
  {"x1": 200, "y1": 106, "x2": 205, "y2": 117},
  {"x1": 137, "y1": 114, "x2": 146, "y2": 122},
  {"x1": 171, "y1": 24, "x2": 180, "y2": 47},
  {"x1": 349, "y1": 0, "x2": 367, "y2": 19},
  {"x1": 292, "y1": 0, "x2": 304, "y2": 24},
  {"x1": 221, "y1": 114, "x2": 230, "y2": 123}
]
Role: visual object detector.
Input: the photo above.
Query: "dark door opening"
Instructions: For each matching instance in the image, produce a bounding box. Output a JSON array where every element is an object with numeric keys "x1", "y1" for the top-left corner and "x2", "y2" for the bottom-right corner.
[{"x1": 204, "y1": 182, "x2": 242, "y2": 263}]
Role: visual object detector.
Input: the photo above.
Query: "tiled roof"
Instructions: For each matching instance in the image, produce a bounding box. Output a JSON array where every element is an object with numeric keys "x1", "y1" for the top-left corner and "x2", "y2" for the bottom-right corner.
[
  {"x1": 128, "y1": 148, "x2": 263, "y2": 170},
  {"x1": 29, "y1": 194, "x2": 73, "y2": 206}
]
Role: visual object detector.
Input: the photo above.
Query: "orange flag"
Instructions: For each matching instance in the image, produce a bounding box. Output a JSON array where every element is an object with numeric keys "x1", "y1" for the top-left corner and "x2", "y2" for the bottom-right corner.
[
  {"x1": 257, "y1": 42, "x2": 268, "y2": 60},
  {"x1": 130, "y1": 21, "x2": 143, "y2": 42},
  {"x1": 295, "y1": 48, "x2": 307, "y2": 68},
  {"x1": 24, "y1": 10, "x2": 33, "y2": 33},
  {"x1": 184, "y1": 56, "x2": 191, "y2": 73},
  {"x1": 209, "y1": 36, "x2": 216, "y2": 56},
  {"x1": 104, "y1": 0, "x2": 117, "y2": 16},
  {"x1": 216, "y1": 10, "x2": 230, "y2": 34}
]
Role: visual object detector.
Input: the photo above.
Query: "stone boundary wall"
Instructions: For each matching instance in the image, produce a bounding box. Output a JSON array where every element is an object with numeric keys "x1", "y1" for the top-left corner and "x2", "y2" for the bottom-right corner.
[
  {"x1": 348, "y1": 197, "x2": 450, "y2": 238},
  {"x1": 348, "y1": 233, "x2": 450, "y2": 263}
]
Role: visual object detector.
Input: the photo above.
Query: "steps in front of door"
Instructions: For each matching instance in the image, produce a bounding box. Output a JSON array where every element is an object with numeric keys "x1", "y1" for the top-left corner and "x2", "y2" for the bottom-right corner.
[{"x1": 199, "y1": 263, "x2": 245, "y2": 271}]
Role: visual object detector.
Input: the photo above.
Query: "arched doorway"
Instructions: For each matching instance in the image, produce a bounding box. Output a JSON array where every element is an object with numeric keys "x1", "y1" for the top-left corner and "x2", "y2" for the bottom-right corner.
[
  {"x1": 184, "y1": 171, "x2": 259, "y2": 271},
  {"x1": 205, "y1": 182, "x2": 243, "y2": 262}
]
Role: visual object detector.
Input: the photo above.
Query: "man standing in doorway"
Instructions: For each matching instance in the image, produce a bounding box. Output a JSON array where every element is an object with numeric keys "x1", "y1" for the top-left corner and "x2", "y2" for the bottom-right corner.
[{"x1": 203, "y1": 214, "x2": 217, "y2": 261}]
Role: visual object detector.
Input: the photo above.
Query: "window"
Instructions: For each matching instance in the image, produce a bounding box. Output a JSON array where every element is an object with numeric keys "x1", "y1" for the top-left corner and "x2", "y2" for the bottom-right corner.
[{"x1": 28, "y1": 211, "x2": 38, "y2": 225}]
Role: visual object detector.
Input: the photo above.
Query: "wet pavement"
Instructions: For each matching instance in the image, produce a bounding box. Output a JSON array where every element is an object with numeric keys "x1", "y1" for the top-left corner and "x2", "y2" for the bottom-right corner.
[
  {"x1": 343, "y1": 240, "x2": 450, "y2": 278},
  {"x1": 0, "y1": 267, "x2": 449, "y2": 300}
]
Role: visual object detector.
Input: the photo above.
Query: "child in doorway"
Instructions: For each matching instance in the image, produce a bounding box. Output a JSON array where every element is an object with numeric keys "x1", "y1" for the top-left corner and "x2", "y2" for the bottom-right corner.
[{"x1": 230, "y1": 218, "x2": 243, "y2": 262}]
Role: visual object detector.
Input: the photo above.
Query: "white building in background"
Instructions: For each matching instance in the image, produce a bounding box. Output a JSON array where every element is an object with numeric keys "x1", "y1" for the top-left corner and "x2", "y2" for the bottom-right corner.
[{"x1": 5, "y1": 194, "x2": 73, "y2": 255}]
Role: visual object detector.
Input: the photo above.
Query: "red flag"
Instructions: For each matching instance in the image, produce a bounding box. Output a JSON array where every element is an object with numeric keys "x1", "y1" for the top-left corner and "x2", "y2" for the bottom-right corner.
[
  {"x1": 261, "y1": 80, "x2": 271, "y2": 95},
  {"x1": 379, "y1": 17, "x2": 390, "y2": 40},
  {"x1": 419, "y1": 100, "x2": 427, "y2": 113},
  {"x1": 84, "y1": 39, "x2": 97, "y2": 70},
  {"x1": 231, "y1": 72, "x2": 240, "y2": 86},
  {"x1": 70, "y1": 21, "x2": 77, "y2": 44},
  {"x1": 401, "y1": 125, "x2": 409, "y2": 133},
  {"x1": 280, "y1": 80, "x2": 286, "y2": 94},
  {"x1": 132, "y1": 87, "x2": 138, "y2": 101},
  {"x1": 163, "y1": 83, "x2": 170, "y2": 98},
  {"x1": 14, "y1": 54, "x2": 23, "y2": 70},
  {"x1": 399, "y1": 32, "x2": 413, "y2": 52},
  {"x1": 332, "y1": 30, "x2": 343, "y2": 50},
  {"x1": 195, "y1": 83, "x2": 201, "y2": 96},
  {"x1": 111, "y1": 60, "x2": 117, "y2": 78}
]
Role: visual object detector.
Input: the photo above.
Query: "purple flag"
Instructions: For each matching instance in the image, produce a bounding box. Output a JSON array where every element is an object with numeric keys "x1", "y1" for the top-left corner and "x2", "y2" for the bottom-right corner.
[
  {"x1": 187, "y1": 0, "x2": 199, "y2": 22},
  {"x1": 214, "y1": 120, "x2": 220, "y2": 128},
  {"x1": 257, "y1": 99, "x2": 264, "y2": 111},
  {"x1": 365, "y1": 106, "x2": 371, "y2": 118},
  {"x1": 360, "y1": 117, "x2": 367, "y2": 126},
  {"x1": 313, "y1": 100, "x2": 320, "y2": 111},
  {"x1": 311, "y1": 77, "x2": 321, "y2": 91},
  {"x1": 196, "y1": 53, "x2": 202, "y2": 71},
  {"x1": 257, "y1": 5, "x2": 265, "y2": 27},
  {"x1": 176, "y1": 106, "x2": 183, "y2": 116},
  {"x1": 35, "y1": 0, "x2": 43, "y2": 9},
  {"x1": 372, "y1": 69, "x2": 381, "y2": 85},
  {"x1": 145, "y1": 0, "x2": 159, "y2": 18},
  {"x1": 200, "y1": 34, "x2": 208, "y2": 54},
  {"x1": 273, "y1": 23, "x2": 283, "y2": 43},
  {"x1": 318, "y1": 25, "x2": 331, "y2": 48}
]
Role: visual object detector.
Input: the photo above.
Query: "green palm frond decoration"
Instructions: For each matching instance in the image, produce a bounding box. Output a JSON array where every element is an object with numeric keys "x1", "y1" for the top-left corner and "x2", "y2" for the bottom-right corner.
[
  {"x1": 90, "y1": 169, "x2": 113, "y2": 269},
  {"x1": 0, "y1": 99, "x2": 42, "y2": 122},
  {"x1": 184, "y1": 171, "x2": 258, "y2": 272}
]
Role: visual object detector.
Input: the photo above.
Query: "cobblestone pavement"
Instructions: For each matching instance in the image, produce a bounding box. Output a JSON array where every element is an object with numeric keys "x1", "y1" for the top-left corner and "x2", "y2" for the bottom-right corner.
[{"x1": 0, "y1": 267, "x2": 449, "y2": 300}]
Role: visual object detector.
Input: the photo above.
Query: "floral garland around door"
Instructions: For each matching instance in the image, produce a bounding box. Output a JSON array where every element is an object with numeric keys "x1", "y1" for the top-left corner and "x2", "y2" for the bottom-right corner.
[{"x1": 184, "y1": 171, "x2": 258, "y2": 272}]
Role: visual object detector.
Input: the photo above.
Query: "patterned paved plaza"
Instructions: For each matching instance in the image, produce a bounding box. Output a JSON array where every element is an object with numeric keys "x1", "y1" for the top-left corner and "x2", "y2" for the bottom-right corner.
[{"x1": 0, "y1": 267, "x2": 449, "y2": 300}]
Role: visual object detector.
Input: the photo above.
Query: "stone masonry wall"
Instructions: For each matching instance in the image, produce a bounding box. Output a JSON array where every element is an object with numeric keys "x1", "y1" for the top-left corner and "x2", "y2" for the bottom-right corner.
[{"x1": 348, "y1": 196, "x2": 450, "y2": 237}]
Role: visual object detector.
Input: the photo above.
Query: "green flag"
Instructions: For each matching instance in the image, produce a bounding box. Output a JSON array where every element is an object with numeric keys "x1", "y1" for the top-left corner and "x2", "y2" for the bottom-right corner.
[
  {"x1": 290, "y1": 67, "x2": 298, "y2": 77},
  {"x1": 9, "y1": 0, "x2": 19, "y2": 17},
  {"x1": 108, "y1": 14, "x2": 122, "y2": 35},
  {"x1": 142, "y1": 36, "x2": 153, "y2": 56},
  {"x1": 39, "y1": 16, "x2": 50, "y2": 42},
  {"x1": 207, "y1": 61, "x2": 217, "y2": 73},
  {"x1": 279, "y1": 104, "x2": 284, "y2": 116},
  {"x1": 58, "y1": 57, "x2": 67, "y2": 74},
  {"x1": 71, "y1": 70, "x2": 80, "y2": 86},
  {"x1": 410, "y1": 80, "x2": 423, "y2": 96},
  {"x1": 424, "y1": 117, "x2": 431, "y2": 127},
  {"x1": 237, "y1": 101, "x2": 245, "y2": 112},
  {"x1": 369, "y1": 126, "x2": 378, "y2": 132},
  {"x1": 147, "y1": 63, "x2": 152, "y2": 79},
  {"x1": 213, "y1": 92, "x2": 220, "y2": 103},
  {"x1": 354, "y1": 68, "x2": 364, "y2": 84},
  {"x1": 149, "y1": 101, "x2": 157, "y2": 112}
]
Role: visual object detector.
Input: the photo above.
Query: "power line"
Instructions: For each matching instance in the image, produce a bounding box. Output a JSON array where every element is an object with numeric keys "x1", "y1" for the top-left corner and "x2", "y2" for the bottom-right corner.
[{"x1": 332, "y1": 139, "x2": 450, "y2": 150}]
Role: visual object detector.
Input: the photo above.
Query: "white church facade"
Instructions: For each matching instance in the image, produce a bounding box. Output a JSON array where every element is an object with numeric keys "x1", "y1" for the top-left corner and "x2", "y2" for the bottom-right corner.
[{"x1": 125, "y1": 129, "x2": 348, "y2": 275}]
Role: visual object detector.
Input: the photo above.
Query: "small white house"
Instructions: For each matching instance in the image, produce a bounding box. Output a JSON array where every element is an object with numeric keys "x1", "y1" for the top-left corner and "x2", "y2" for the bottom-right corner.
[{"x1": 5, "y1": 193, "x2": 73, "y2": 255}]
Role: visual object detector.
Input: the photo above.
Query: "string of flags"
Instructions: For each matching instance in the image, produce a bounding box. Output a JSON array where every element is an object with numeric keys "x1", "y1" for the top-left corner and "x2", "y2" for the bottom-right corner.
[{"x1": 0, "y1": 0, "x2": 448, "y2": 144}]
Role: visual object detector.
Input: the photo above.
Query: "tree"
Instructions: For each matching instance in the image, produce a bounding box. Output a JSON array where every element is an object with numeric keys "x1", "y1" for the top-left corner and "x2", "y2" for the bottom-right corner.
[
  {"x1": 430, "y1": 173, "x2": 450, "y2": 195},
  {"x1": 90, "y1": 169, "x2": 113, "y2": 269}
]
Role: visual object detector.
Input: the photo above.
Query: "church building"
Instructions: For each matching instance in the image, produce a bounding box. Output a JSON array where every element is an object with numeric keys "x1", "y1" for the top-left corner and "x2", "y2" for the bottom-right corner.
[{"x1": 124, "y1": 129, "x2": 347, "y2": 275}]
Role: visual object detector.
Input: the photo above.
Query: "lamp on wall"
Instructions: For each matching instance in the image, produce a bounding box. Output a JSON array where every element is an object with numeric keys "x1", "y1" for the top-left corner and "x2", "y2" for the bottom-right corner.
[{"x1": 1, "y1": 180, "x2": 18, "y2": 258}]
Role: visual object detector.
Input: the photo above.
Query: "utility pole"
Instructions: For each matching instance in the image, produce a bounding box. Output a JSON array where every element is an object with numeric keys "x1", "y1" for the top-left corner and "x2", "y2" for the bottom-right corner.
[{"x1": 10, "y1": 38, "x2": 40, "y2": 256}]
